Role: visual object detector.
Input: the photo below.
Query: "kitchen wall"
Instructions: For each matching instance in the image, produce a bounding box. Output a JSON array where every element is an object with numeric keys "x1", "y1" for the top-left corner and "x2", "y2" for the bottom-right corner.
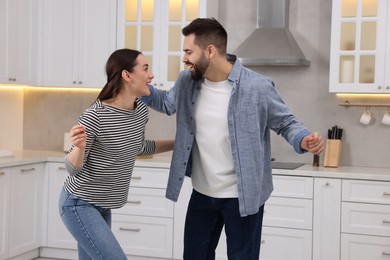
[
  {"x1": 0, "y1": 88, "x2": 23, "y2": 150},
  {"x1": 15, "y1": 0, "x2": 390, "y2": 167}
]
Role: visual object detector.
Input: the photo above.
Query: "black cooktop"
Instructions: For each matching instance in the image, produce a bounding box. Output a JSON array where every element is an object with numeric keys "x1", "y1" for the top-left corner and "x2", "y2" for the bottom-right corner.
[{"x1": 271, "y1": 161, "x2": 305, "y2": 170}]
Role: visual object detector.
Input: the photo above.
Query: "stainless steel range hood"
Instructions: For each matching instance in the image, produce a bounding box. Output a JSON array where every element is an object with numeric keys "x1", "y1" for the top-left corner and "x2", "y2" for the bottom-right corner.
[{"x1": 233, "y1": 0, "x2": 310, "y2": 66}]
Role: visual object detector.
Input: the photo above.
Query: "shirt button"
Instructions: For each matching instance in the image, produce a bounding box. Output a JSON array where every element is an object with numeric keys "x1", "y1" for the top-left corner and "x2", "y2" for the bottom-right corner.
[
  {"x1": 183, "y1": 162, "x2": 187, "y2": 166},
  {"x1": 187, "y1": 147, "x2": 190, "y2": 150},
  {"x1": 179, "y1": 177, "x2": 183, "y2": 181}
]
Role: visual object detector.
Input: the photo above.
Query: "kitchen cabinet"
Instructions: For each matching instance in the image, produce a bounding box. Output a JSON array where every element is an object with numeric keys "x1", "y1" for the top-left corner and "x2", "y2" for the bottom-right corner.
[
  {"x1": 0, "y1": 0, "x2": 40, "y2": 85},
  {"x1": 329, "y1": 0, "x2": 390, "y2": 93},
  {"x1": 42, "y1": 0, "x2": 117, "y2": 88},
  {"x1": 173, "y1": 175, "x2": 314, "y2": 260},
  {"x1": 117, "y1": 0, "x2": 218, "y2": 89},
  {"x1": 0, "y1": 167, "x2": 11, "y2": 259},
  {"x1": 312, "y1": 178, "x2": 341, "y2": 260},
  {"x1": 340, "y1": 179, "x2": 390, "y2": 260},
  {"x1": 112, "y1": 166, "x2": 174, "y2": 259},
  {"x1": 261, "y1": 175, "x2": 313, "y2": 260},
  {"x1": 46, "y1": 163, "x2": 77, "y2": 250},
  {"x1": 8, "y1": 163, "x2": 44, "y2": 258},
  {"x1": 0, "y1": 163, "x2": 44, "y2": 260}
]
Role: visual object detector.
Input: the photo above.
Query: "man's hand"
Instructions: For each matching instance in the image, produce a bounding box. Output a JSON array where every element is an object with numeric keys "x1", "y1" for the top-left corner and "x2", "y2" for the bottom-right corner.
[{"x1": 301, "y1": 132, "x2": 323, "y2": 154}]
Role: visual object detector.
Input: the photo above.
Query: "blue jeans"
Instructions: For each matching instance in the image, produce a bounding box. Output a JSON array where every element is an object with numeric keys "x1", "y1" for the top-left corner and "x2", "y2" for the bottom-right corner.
[
  {"x1": 59, "y1": 189, "x2": 127, "y2": 260},
  {"x1": 184, "y1": 190, "x2": 264, "y2": 260}
]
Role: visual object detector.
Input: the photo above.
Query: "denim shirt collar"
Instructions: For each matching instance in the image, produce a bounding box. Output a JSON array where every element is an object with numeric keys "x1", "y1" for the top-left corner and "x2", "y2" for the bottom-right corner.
[{"x1": 226, "y1": 54, "x2": 242, "y2": 90}]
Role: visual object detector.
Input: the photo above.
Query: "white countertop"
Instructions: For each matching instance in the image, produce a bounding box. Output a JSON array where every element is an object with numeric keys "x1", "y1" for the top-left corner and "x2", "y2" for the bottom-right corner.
[{"x1": 1, "y1": 150, "x2": 389, "y2": 182}]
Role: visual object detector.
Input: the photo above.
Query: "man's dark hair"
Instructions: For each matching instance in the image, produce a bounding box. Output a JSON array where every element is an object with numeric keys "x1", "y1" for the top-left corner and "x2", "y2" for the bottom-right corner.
[{"x1": 182, "y1": 18, "x2": 228, "y2": 55}]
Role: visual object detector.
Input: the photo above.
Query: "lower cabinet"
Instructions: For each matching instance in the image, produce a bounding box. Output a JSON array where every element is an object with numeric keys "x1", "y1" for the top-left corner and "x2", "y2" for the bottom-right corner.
[
  {"x1": 46, "y1": 162, "x2": 77, "y2": 250},
  {"x1": 173, "y1": 175, "x2": 314, "y2": 260},
  {"x1": 262, "y1": 175, "x2": 314, "y2": 260},
  {"x1": 0, "y1": 167, "x2": 11, "y2": 260},
  {"x1": 340, "y1": 179, "x2": 390, "y2": 260},
  {"x1": 4, "y1": 160, "x2": 388, "y2": 260},
  {"x1": 112, "y1": 166, "x2": 174, "y2": 259},
  {"x1": 0, "y1": 163, "x2": 44, "y2": 260}
]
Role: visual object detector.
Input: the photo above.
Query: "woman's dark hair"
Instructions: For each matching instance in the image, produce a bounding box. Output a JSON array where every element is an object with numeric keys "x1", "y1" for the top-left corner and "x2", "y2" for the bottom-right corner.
[
  {"x1": 182, "y1": 18, "x2": 228, "y2": 55},
  {"x1": 97, "y1": 48, "x2": 141, "y2": 101}
]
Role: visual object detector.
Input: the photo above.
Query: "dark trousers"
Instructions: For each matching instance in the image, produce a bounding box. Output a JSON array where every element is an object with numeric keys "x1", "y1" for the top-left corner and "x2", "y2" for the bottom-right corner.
[{"x1": 183, "y1": 189, "x2": 264, "y2": 260}]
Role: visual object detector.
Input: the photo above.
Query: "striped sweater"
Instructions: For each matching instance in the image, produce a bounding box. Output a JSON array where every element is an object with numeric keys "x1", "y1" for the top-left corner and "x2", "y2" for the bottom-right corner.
[{"x1": 64, "y1": 99, "x2": 155, "y2": 209}]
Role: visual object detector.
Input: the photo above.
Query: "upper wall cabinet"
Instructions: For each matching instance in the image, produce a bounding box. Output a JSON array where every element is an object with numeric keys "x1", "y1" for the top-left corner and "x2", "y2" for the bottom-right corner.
[
  {"x1": 117, "y1": 0, "x2": 219, "y2": 90},
  {"x1": 0, "y1": 0, "x2": 40, "y2": 85},
  {"x1": 329, "y1": 0, "x2": 390, "y2": 93},
  {"x1": 42, "y1": 0, "x2": 117, "y2": 88}
]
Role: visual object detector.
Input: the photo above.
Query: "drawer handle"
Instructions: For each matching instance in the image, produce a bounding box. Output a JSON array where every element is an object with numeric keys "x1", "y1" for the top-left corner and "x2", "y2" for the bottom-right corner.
[
  {"x1": 382, "y1": 251, "x2": 390, "y2": 256},
  {"x1": 260, "y1": 240, "x2": 265, "y2": 244},
  {"x1": 0, "y1": 171, "x2": 5, "y2": 175},
  {"x1": 132, "y1": 176, "x2": 142, "y2": 180},
  {"x1": 20, "y1": 167, "x2": 36, "y2": 173},
  {"x1": 119, "y1": 227, "x2": 141, "y2": 232},
  {"x1": 58, "y1": 166, "x2": 66, "y2": 170},
  {"x1": 383, "y1": 192, "x2": 390, "y2": 196},
  {"x1": 127, "y1": 200, "x2": 141, "y2": 204},
  {"x1": 383, "y1": 220, "x2": 390, "y2": 224}
]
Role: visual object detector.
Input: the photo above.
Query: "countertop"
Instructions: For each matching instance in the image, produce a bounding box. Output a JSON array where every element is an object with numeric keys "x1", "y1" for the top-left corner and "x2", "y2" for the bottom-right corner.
[{"x1": 1, "y1": 150, "x2": 389, "y2": 182}]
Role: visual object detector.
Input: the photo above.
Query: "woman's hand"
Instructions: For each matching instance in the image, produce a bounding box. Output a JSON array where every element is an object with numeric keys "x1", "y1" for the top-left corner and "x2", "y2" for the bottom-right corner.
[{"x1": 70, "y1": 125, "x2": 87, "y2": 149}]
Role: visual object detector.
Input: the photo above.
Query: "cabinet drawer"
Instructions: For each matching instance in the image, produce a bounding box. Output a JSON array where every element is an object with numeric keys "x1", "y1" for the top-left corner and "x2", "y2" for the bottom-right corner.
[
  {"x1": 272, "y1": 175, "x2": 313, "y2": 199},
  {"x1": 264, "y1": 197, "x2": 313, "y2": 230},
  {"x1": 261, "y1": 226, "x2": 312, "y2": 260},
  {"x1": 341, "y1": 233, "x2": 390, "y2": 260},
  {"x1": 342, "y1": 180, "x2": 390, "y2": 205},
  {"x1": 112, "y1": 214, "x2": 173, "y2": 258},
  {"x1": 342, "y1": 202, "x2": 390, "y2": 237},
  {"x1": 131, "y1": 167, "x2": 169, "y2": 189},
  {"x1": 113, "y1": 188, "x2": 173, "y2": 218}
]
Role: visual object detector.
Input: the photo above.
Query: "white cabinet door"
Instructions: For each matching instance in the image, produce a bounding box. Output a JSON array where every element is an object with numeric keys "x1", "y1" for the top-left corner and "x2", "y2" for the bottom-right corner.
[
  {"x1": 46, "y1": 162, "x2": 77, "y2": 249},
  {"x1": 341, "y1": 233, "x2": 390, "y2": 260},
  {"x1": 42, "y1": 0, "x2": 117, "y2": 88},
  {"x1": 8, "y1": 163, "x2": 43, "y2": 258},
  {"x1": 312, "y1": 178, "x2": 341, "y2": 260},
  {"x1": 117, "y1": 0, "x2": 218, "y2": 89},
  {"x1": 0, "y1": 0, "x2": 40, "y2": 85},
  {"x1": 260, "y1": 226, "x2": 312, "y2": 260},
  {"x1": 329, "y1": 0, "x2": 390, "y2": 93},
  {"x1": 0, "y1": 167, "x2": 11, "y2": 259}
]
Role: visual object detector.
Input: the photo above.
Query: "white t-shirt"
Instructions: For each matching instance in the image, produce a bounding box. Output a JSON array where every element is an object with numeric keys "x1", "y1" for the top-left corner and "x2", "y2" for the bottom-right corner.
[{"x1": 192, "y1": 78, "x2": 238, "y2": 198}]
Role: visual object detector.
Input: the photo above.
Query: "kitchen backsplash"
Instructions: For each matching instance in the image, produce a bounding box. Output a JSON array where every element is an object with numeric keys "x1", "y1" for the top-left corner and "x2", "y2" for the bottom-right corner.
[{"x1": 21, "y1": 88, "x2": 176, "y2": 152}]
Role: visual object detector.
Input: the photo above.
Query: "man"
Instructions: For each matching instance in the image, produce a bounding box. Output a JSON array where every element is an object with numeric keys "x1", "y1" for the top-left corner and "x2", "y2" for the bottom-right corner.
[{"x1": 142, "y1": 18, "x2": 323, "y2": 260}]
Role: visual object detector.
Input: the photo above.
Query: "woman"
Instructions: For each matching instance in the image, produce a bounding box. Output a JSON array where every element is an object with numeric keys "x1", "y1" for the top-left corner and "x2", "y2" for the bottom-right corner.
[{"x1": 59, "y1": 49, "x2": 174, "y2": 259}]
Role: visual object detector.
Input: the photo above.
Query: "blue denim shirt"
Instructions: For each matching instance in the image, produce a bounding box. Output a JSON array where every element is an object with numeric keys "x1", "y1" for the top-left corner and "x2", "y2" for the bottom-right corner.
[{"x1": 142, "y1": 58, "x2": 310, "y2": 217}]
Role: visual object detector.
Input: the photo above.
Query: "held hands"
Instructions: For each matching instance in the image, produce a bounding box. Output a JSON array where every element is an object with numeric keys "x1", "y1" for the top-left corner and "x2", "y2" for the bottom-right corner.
[
  {"x1": 70, "y1": 124, "x2": 87, "y2": 149},
  {"x1": 300, "y1": 132, "x2": 323, "y2": 155}
]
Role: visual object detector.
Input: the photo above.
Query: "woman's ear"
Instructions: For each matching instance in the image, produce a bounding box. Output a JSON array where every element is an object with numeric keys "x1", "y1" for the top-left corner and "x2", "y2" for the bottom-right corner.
[{"x1": 122, "y1": 70, "x2": 131, "y2": 81}]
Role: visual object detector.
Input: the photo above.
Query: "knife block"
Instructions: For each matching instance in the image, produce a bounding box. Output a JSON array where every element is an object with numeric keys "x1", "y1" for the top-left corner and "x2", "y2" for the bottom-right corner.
[{"x1": 324, "y1": 139, "x2": 342, "y2": 167}]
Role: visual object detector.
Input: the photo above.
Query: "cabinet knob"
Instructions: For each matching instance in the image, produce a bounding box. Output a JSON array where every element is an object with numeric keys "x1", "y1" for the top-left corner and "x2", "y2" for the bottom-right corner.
[
  {"x1": 8, "y1": 78, "x2": 12, "y2": 81},
  {"x1": 159, "y1": 83, "x2": 163, "y2": 87},
  {"x1": 78, "y1": 81, "x2": 82, "y2": 84},
  {"x1": 0, "y1": 171, "x2": 5, "y2": 175},
  {"x1": 153, "y1": 83, "x2": 157, "y2": 86},
  {"x1": 378, "y1": 86, "x2": 382, "y2": 90},
  {"x1": 73, "y1": 81, "x2": 77, "y2": 84},
  {"x1": 386, "y1": 86, "x2": 390, "y2": 90}
]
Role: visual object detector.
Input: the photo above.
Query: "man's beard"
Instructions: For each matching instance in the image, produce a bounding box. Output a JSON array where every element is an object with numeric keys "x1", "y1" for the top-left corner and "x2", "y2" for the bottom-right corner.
[{"x1": 189, "y1": 53, "x2": 209, "y2": 81}]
